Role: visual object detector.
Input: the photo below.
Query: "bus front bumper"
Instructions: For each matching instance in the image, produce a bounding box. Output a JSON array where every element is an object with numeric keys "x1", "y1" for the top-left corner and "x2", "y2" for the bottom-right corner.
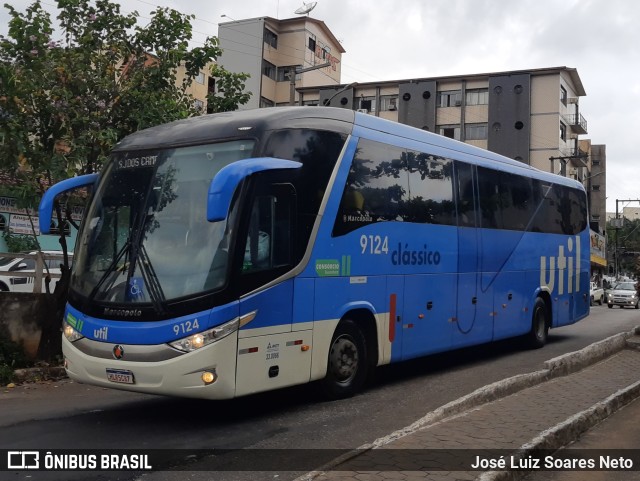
[{"x1": 62, "y1": 333, "x2": 239, "y2": 400}]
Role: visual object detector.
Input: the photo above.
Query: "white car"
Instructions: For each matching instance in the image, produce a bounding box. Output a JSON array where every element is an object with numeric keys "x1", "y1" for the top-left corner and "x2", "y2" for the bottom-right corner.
[
  {"x1": 590, "y1": 281, "x2": 604, "y2": 306},
  {"x1": 606, "y1": 281, "x2": 639, "y2": 309},
  {"x1": 0, "y1": 251, "x2": 73, "y2": 293}
]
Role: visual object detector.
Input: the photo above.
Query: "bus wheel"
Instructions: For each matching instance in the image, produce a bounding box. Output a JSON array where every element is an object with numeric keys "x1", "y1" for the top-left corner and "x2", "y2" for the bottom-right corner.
[
  {"x1": 322, "y1": 319, "x2": 368, "y2": 399},
  {"x1": 526, "y1": 297, "x2": 549, "y2": 349}
]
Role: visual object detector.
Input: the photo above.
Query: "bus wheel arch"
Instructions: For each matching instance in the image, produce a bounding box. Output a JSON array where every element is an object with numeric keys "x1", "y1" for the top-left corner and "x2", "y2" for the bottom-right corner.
[
  {"x1": 526, "y1": 295, "x2": 550, "y2": 349},
  {"x1": 321, "y1": 310, "x2": 377, "y2": 399}
]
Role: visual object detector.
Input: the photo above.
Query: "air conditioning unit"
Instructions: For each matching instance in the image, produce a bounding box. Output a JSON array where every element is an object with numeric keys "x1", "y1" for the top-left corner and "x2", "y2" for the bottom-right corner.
[
  {"x1": 567, "y1": 97, "x2": 578, "y2": 104},
  {"x1": 454, "y1": 100, "x2": 462, "y2": 106},
  {"x1": 569, "y1": 134, "x2": 578, "y2": 140},
  {"x1": 356, "y1": 109, "x2": 368, "y2": 114}
]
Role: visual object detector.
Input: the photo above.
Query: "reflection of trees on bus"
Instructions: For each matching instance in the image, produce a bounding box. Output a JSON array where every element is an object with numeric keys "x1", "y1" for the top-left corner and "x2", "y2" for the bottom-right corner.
[
  {"x1": 334, "y1": 140, "x2": 456, "y2": 235},
  {"x1": 145, "y1": 164, "x2": 178, "y2": 235}
]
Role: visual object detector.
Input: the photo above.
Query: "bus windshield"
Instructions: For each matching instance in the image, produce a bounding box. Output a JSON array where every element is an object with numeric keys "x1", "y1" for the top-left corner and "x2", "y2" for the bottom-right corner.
[{"x1": 72, "y1": 140, "x2": 255, "y2": 305}]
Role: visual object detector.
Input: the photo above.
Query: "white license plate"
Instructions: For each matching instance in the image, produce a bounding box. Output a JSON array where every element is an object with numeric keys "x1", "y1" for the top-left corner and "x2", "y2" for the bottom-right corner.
[{"x1": 106, "y1": 368, "x2": 135, "y2": 384}]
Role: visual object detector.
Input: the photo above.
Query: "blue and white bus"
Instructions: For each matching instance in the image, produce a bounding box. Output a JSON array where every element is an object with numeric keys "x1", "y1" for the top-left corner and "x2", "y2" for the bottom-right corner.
[{"x1": 39, "y1": 107, "x2": 590, "y2": 400}]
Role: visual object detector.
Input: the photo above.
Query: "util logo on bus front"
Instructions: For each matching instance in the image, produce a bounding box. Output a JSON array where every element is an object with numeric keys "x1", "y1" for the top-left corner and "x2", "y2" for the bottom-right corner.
[{"x1": 540, "y1": 236, "x2": 581, "y2": 295}]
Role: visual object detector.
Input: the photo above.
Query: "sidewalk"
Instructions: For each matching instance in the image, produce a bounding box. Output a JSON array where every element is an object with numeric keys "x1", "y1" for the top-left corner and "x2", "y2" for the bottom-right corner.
[{"x1": 296, "y1": 327, "x2": 640, "y2": 481}]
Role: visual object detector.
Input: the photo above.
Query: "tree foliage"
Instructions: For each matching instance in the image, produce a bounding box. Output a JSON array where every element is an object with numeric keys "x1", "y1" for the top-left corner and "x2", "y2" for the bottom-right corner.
[
  {"x1": 607, "y1": 217, "x2": 640, "y2": 278},
  {"x1": 0, "y1": 0, "x2": 251, "y2": 201}
]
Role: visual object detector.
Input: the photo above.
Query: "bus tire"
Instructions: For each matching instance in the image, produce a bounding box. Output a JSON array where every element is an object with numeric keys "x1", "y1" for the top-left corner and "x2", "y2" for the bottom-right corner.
[
  {"x1": 321, "y1": 319, "x2": 368, "y2": 399},
  {"x1": 526, "y1": 297, "x2": 549, "y2": 349}
]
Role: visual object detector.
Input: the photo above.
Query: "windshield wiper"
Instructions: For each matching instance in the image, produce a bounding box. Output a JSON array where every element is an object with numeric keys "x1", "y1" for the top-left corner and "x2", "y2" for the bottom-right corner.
[
  {"x1": 137, "y1": 243, "x2": 166, "y2": 315},
  {"x1": 86, "y1": 238, "x2": 132, "y2": 304}
]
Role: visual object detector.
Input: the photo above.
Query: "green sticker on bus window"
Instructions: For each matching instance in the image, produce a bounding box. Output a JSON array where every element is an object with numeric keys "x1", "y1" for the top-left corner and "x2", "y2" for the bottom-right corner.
[
  {"x1": 66, "y1": 312, "x2": 83, "y2": 332},
  {"x1": 315, "y1": 259, "x2": 340, "y2": 277}
]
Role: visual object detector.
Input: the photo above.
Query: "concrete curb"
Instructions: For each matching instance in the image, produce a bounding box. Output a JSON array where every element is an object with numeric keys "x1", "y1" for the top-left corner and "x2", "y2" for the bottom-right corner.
[
  {"x1": 479, "y1": 378, "x2": 640, "y2": 481},
  {"x1": 295, "y1": 326, "x2": 640, "y2": 481},
  {"x1": 11, "y1": 365, "x2": 66, "y2": 384}
]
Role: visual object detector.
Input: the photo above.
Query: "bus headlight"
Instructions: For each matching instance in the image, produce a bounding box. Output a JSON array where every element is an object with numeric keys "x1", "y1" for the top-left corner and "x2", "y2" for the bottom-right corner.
[
  {"x1": 169, "y1": 318, "x2": 239, "y2": 353},
  {"x1": 63, "y1": 321, "x2": 84, "y2": 342}
]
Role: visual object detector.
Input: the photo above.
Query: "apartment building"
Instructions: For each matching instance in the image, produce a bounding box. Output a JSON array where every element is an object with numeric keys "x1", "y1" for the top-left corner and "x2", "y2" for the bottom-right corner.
[
  {"x1": 297, "y1": 67, "x2": 588, "y2": 173},
  {"x1": 218, "y1": 16, "x2": 344, "y2": 108}
]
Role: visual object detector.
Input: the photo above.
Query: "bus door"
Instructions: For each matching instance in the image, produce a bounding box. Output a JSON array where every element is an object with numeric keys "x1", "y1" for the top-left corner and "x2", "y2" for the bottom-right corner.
[
  {"x1": 453, "y1": 163, "x2": 493, "y2": 347},
  {"x1": 234, "y1": 181, "x2": 313, "y2": 396}
]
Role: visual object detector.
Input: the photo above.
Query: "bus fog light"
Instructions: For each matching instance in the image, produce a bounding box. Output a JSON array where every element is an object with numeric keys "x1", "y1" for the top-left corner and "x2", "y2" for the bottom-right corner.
[
  {"x1": 169, "y1": 318, "x2": 239, "y2": 353},
  {"x1": 202, "y1": 371, "x2": 217, "y2": 385}
]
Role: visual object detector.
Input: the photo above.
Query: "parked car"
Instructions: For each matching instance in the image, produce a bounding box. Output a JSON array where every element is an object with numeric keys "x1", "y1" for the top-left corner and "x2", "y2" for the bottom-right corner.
[
  {"x1": 0, "y1": 251, "x2": 73, "y2": 293},
  {"x1": 590, "y1": 281, "x2": 604, "y2": 306},
  {"x1": 606, "y1": 281, "x2": 639, "y2": 309}
]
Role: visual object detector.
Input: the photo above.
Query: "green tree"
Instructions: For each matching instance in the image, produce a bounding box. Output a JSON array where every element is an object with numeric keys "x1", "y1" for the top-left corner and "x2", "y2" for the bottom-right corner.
[
  {"x1": 607, "y1": 217, "x2": 640, "y2": 278},
  {"x1": 0, "y1": 0, "x2": 251, "y2": 359},
  {"x1": 0, "y1": 0, "x2": 251, "y2": 185}
]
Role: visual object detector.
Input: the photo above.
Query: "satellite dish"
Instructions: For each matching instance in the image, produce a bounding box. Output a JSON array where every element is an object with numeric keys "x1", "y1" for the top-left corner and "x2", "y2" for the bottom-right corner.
[{"x1": 294, "y1": 1, "x2": 317, "y2": 15}]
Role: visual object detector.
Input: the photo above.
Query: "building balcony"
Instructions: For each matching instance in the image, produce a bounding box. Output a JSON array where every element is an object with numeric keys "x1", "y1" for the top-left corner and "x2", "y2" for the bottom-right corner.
[{"x1": 565, "y1": 113, "x2": 588, "y2": 134}]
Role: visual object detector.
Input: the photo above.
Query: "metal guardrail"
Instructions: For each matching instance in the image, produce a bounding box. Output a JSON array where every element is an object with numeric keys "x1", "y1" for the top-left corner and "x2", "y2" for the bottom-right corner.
[{"x1": 0, "y1": 252, "x2": 72, "y2": 294}]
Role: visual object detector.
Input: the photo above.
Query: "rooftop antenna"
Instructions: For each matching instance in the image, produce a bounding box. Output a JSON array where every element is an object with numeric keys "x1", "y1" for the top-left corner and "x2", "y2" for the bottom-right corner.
[{"x1": 294, "y1": 1, "x2": 317, "y2": 16}]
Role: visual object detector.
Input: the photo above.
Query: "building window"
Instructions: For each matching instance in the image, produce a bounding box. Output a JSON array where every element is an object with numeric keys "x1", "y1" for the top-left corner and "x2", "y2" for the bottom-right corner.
[
  {"x1": 277, "y1": 65, "x2": 300, "y2": 82},
  {"x1": 194, "y1": 99, "x2": 204, "y2": 112},
  {"x1": 560, "y1": 121, "x2": 567, "y2": 141},
  {"x1": 560, "y1": 85, "x2": 567, "y2": 105},
  {"x1": 439, "y1": 125, "x2": 460, "y2": 140},
  {"x1": 592, "y1": 159, "x2": 600, "y2": 166},
  {"x1": 0, "y1": 214, "x2": 5, "y2": 231},
  {"x1": 308, "y1": 36, "x2": 316, "y2": 52},
  {"x1": 465, "y1": 123, "x2": 488, "y2": 140},
  {"x1": 195, "y1": 71, "x2": 205, "y2": 84},
  {"x1": 264, "y1": 28, "x2": 278, "y2": 48},
  {"x1": 380, "y1": 95, "x2": 398, "y2": 111},
  {"x1": 358, "y1": 96, "x2": 376, "y2": 113},
  {"x1": 592, "y1": 185, "x2": 600, "y2": 191},
  {"x1": 438, "y1": 90, "x2": 462, "y2": 107},
  {"x1": 260, "y1": 97, "x2": 275, "y2": 108},
  {"x1": 262, "y1": 60, "x2": 276, "y2": 80},
  {"x1": 465, "y1": 89, "x2": 488, "y2": 105}
]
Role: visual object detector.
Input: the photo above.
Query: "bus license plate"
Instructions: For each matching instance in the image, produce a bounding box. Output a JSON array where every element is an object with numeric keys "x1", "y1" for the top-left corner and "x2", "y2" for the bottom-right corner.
[{"x1": 106, "y1": 368, "x2": 135, "y2": 384}]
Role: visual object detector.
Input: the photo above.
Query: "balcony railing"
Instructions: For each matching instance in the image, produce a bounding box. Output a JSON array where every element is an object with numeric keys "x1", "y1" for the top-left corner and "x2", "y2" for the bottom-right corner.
[{"x1": 565, "y1": 113, "x2": 588, "y2": 134}]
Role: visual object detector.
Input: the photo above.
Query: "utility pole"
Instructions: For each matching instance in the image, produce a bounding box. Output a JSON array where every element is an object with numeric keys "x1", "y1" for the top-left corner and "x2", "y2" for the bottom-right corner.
[
  {"x1": 288, "y1": 62, "x2": 330, "y2": 105},
  {"x1": 549, "y1": 154, "x2": 588, "y2": 176}
]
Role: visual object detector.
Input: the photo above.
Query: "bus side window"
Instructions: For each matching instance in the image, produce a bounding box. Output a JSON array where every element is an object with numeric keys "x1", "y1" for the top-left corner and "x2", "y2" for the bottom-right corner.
[
  {"x1": 241, "y1": 185, "x2": 295, "y2": 275},
  {"x1": 477, "y1": 167, "x2": 503, "y2": 229},
  {"x1": 455, "y1": 162, "x2": 476, "y2": 227}
]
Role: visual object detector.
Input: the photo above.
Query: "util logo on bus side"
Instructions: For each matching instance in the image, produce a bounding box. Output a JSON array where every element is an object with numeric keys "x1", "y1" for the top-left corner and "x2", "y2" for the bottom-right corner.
[{"x1": 540, "y1": 236, "x2": 581, "y2": 295}]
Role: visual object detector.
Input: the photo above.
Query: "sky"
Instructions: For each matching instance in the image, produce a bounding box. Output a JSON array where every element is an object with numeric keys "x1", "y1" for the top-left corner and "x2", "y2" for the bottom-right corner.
[{"x1": 1, "y1": 0, "x2": 639, "y2": 213}]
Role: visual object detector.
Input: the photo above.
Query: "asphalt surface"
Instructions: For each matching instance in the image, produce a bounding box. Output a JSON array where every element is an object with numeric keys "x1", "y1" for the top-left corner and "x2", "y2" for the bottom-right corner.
[{"x1": 2, "y1": 313, "x2": 640, "y2": 481}]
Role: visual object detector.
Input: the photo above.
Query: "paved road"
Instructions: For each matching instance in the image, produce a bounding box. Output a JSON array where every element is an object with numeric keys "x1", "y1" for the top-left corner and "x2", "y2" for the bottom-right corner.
[{"x1": 0, "y1": 304, "x2": 638, "y2": 481}]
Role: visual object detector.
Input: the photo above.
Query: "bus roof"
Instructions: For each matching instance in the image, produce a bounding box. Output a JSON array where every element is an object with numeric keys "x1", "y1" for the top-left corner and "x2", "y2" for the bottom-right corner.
[{"x1": 113, "y1": 106, "x2": 583, "y2": 191}]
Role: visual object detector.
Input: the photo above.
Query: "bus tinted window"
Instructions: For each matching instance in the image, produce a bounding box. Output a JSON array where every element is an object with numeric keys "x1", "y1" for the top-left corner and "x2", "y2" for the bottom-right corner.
[
  {"x1": 530, "y1": 182, "x2": 587, "y2": 235},
  {"x1": 405, "y1": 151, "x2": 456, "y2": 225},
  {"x1": 263, "y1": 129, "x2": 347, "y2": 216},
  {"x1": 477, "y1": 167, "x2": 502, "y2": 229},
  {"x1": 455, "y1": 162, "x2": 476, "y2": 227},
  {"x1": 333, "y1": 139, "x2": 455, "y2": 236},
  {"x1": 264, "y1": 129, "x2": 347, "y2": 256},
  {"x1": 500, "y1": 172, "x2": 534, "y2": 231}
]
